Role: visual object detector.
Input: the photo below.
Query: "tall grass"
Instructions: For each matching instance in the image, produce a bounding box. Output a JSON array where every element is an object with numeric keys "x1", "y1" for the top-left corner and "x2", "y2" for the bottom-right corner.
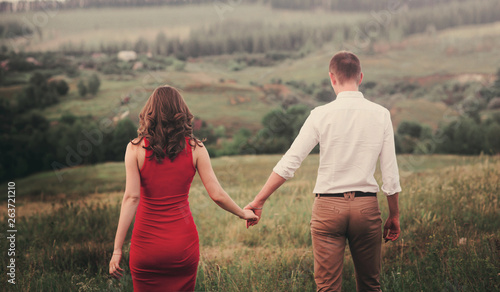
[{"x1": 1, "y1": 154, "x2": 498, "y2": 291}]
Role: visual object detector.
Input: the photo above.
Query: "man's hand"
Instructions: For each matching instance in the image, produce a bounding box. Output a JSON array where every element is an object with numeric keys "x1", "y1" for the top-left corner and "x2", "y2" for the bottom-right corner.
[
  {"x1": 383, "y1": 216, "x2": 400, "y2": 242},
  {"x1": 244, "y1": 203, "x2": 263, "y2": 228}
]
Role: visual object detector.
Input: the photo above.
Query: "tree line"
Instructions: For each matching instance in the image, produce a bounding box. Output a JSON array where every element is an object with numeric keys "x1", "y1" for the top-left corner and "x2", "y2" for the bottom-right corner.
[
  {"x1": 0, "y1": 68, "x2": 104, "y2": 183},
  {"x1": 201, "y1": 106, "x2": 500, "y2": 159},
  {"x1": 55, "y1": 0, "x2": 500, "y2": 60},
  {"x1": 0, "y1": 102, "x2": 137, "y2": 182}
]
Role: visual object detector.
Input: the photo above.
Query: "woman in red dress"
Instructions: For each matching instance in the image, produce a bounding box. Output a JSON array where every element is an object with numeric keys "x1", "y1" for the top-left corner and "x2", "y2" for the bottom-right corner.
[{"x1": 108, "y1": 86, "x2": 257, "y2": 291}]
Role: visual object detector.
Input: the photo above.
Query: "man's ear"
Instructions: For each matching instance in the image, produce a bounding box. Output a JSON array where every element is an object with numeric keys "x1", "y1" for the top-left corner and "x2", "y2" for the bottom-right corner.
[
  {"x1": 329, "y1": 72, "x2": 337, "y2": 86},
  {"x1": 358, "y1": 72, "x2": 364, "y2": 86}
]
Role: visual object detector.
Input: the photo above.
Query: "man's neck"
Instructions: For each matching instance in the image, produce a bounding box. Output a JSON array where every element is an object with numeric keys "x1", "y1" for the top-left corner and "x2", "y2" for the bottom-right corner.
[{"x1": 335, "y1": 84, "x2": 359, "y2": 95}]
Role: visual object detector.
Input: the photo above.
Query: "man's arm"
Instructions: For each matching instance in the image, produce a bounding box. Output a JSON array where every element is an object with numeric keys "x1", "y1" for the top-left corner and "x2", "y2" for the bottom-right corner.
[
  {"x1": 379, "y1": 110, "x2": 402, "y2": 242},
  {"x1": 245, "y1": 172, "x2": 286, "y2": 227},
  {"x1": 251, "y1": 172, "x2": 286, "y2": 207},
  {"x1": 272, "y1": 110, "x2": 319, "y2": 180},
  {"x1": 379, "y1": 110, "x2": 402, "y2": 196},
  {"x1": 245, "y1": 110, "x2": 319, "y2": 227}
]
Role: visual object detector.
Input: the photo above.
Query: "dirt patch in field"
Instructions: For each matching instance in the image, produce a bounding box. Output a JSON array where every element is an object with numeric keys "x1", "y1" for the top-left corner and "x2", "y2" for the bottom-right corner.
[
  {"x1": 260, "y1": 83, "x2": 291, "y2": 97},
  {"x1": 229, "y1": 95, "x2": 251, "y2": 105}
]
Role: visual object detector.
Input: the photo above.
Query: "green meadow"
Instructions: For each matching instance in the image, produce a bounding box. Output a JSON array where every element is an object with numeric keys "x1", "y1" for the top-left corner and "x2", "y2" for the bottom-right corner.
[{"x1": 1, "y1": 154, "x2": 498, "y2": 291}]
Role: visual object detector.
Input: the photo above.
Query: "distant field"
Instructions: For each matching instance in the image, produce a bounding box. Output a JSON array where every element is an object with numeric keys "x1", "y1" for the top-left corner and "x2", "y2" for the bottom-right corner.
[
  {"x1": 1, "y1": 154, "x2": 498, "y2": 291},
  {"x1": 0, "y1": 4, "x2": 367, "y2": 52},
  {"x1": 234, "y1": 21, "x2": 500, "y2": 84}
]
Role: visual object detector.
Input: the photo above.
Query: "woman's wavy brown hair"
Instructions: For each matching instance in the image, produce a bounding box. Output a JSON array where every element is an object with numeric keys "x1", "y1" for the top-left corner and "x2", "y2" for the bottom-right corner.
[{"x1": 131, "y1": 85, "x2": 203, "y2": 163}]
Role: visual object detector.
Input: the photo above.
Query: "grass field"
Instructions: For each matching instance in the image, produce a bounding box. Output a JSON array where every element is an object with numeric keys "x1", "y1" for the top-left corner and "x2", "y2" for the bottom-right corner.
[{"x1": 1, "y1": 154, "x2": 498, "y2": 291}]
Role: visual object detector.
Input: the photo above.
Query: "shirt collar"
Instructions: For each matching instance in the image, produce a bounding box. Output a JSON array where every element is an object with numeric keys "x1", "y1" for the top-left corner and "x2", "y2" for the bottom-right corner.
[{"x1": 336, "y1": 91, "x2": 364, "y2": 99}]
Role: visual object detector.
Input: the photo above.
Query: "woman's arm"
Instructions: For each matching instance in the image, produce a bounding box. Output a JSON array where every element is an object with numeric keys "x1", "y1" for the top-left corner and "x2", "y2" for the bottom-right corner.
[
  {"x1": 193, "y1": 143, "x2": 257, "y2": 220},
  {"x1": 109, "y1": 142, "x2": 141, "y2": 279}
]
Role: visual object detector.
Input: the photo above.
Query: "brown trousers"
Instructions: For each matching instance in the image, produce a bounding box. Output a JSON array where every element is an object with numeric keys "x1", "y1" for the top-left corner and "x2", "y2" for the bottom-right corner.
[{"x1": 310, "y1": 192, "x2": 382, "y2": 292}]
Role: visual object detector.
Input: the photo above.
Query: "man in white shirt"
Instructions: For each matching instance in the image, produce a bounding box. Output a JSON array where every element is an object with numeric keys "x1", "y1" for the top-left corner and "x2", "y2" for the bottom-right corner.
[{"x1": 245, "y1": 51, "x2": 401, "y2": 291}]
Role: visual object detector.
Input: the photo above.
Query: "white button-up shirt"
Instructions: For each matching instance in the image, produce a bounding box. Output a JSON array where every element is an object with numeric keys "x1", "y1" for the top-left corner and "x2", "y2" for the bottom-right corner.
[{"x1": 273, "y1": 91, "x2": 401, "y2": 196}]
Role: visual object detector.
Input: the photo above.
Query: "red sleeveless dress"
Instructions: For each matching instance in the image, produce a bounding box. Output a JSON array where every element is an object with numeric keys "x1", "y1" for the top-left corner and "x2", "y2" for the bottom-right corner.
[{"x1": 129, "y1": 137, "x2": 199, "y2": 292}]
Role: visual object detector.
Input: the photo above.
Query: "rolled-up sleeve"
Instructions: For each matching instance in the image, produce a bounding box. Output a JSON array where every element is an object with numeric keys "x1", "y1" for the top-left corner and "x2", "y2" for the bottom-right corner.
[
  {"x1": 379, "y1": 110, "x2": 402, "y2": 196},
  {"x1": 273, "y1": 110, "x2": 319, "y2": 180}
]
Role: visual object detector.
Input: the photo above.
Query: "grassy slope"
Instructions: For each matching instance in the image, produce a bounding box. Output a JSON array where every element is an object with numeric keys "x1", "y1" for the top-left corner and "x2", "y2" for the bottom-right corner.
[
  {"x1": 0, "y1": 154, "x2": 498, "y2": 291},
  {"x1": 228, "y1": 21, "x2": 500, "y2": 84},
  {"x1": 389, "y1": 99, "x2": 454, "y2": 130},
  {"x1": 0, "y1": 153, "x2": 494, "y2": 208}
]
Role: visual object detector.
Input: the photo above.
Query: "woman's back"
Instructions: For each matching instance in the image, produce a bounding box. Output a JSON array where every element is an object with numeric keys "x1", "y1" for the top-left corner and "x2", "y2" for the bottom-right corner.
[
  {"x1": 139, "y1": 137, "x2": 196, "y2": 218},
  {"x1": 130, "y1": 137, "x2": 199, "y2": 292}
]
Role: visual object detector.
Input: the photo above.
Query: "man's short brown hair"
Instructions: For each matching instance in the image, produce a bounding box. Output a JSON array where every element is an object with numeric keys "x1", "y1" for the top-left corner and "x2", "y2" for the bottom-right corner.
[{"x1": 329, "y1": 51, "x2": 361, "y2": 85}]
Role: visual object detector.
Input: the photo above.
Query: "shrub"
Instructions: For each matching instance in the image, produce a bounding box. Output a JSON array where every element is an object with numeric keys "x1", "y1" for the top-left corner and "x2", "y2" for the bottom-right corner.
[
  {"x1": 78, "y1": 80, "x2": 87, "y2": 97},
  {"x1": 173, "y1": 60, "x2": 186, "y2": 71},
  {"x1": 51, "y1": 79, "x2": 69, "y2": 96},
  {"x1": 315, "y1": 89, "x2": 333, "y2": 102},
  {"x1": 87, "y1": 74, "x2": 101, "y2": 95},
  {"x1": 397, "y1": 121, "x2": 423, "y2": 139}
]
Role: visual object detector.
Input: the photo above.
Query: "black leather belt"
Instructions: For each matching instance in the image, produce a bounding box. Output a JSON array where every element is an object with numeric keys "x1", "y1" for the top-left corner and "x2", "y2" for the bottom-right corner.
[{"x1": 316, "y1": 191, "x2": 377, "y2": 197}]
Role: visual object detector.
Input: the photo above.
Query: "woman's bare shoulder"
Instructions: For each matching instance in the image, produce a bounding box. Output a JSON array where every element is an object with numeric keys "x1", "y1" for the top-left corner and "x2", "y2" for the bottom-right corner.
[
  {"x1": 194, "y1": 138, "x2": 205, "y2": 146},
  {"x1": 191, "y1": 139, "x2": 205, "y2": 151},
  {"x1": 129, "y1": 137, "x2": 145, "y2": 150}
]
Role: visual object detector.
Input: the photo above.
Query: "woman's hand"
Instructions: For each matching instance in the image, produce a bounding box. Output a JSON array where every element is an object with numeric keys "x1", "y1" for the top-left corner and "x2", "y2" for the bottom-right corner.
[
  {"x1": 244, "y1": 203, "x2": 263, "y2": 228},
  {"x1": 240, "y1": 209, "x2": 259, "y2": 221},
  {"x1": 109, "y1": 253, "x2": 124, "y2": 280}
]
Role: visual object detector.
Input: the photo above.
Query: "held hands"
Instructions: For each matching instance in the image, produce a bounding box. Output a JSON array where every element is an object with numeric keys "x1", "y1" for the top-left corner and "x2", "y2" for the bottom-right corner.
[
  {"x1": 244, "y1": 203, "x2": 263, "y2": 228},
  {"x1": 109, "y1": 253, "x2": 124, "y2": 280},
  {"x1": 240, "y1": 209, "x2": 259, "y2": 221},
  {"x1": 383, "y1": 216, "x2": 400, "y2": 243}
]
